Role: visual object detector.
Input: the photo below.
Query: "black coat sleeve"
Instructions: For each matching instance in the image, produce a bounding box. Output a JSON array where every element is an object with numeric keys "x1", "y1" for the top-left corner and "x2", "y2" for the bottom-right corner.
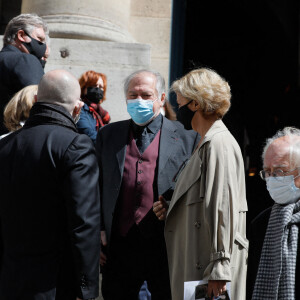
[
  {"x1": 14, "y1": 54, "x2": 44, "y2": 88},
  {"x1": 63, "y1": 134, "x2": 100, "y2": 299}
]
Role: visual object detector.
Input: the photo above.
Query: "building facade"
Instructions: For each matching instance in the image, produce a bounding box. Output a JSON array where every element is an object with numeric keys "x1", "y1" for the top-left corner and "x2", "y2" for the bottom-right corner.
[{"x1": 1, "y1": 0, "x2": 172, "y2": 121}]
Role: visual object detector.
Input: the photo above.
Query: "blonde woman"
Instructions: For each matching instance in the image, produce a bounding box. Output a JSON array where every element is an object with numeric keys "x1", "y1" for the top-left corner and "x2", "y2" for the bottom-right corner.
[
  {"x1": 153, "y1": 68, "x2": 248, "y2": 300},
  {"x1": 0, "y1": 85, "x2": 37, "y2": 139}
]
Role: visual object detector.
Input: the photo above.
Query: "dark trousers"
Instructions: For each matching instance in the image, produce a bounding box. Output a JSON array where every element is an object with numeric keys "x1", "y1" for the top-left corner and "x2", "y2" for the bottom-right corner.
[{"x1": 102, "y1": 224, "x2": 171, "y2": 300}]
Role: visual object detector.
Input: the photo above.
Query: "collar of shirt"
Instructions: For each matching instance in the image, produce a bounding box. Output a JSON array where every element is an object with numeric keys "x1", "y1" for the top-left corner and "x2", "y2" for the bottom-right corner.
[{"x1": 132, "y1": 113, "x2": 163, "y2": 138}]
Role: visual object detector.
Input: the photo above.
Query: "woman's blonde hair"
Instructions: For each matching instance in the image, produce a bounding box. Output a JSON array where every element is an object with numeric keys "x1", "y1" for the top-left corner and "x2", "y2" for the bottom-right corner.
[
  {"x1": 4, "y1": 85, "x2": 38, "y2": 132},
  {"x1": 171, "y1": 68, "x2": 231, "y2": 118}
]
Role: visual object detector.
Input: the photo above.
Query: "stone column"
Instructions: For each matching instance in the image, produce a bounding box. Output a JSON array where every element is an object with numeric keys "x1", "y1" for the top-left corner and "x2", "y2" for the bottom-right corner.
[
  {"x1": 19, "y1": 0, "x2": 151, "y2": 123},
  {"x1": 21, "y1": 0, "x2": 134, "y2": 42}
]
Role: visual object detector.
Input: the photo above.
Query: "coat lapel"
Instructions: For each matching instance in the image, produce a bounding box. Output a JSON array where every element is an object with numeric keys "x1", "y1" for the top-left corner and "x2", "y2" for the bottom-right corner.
[
  {"x1": 167, "y1": 151, "x2": 202, "y2": 214},
  {"x1": 167, "y1": 120, "x2": 228, "y2": 213},
  {"x1": 158, "y1": 117, "x2": 179, "y2": 178},
  {"x1": 115, "y1": 120, "x2": 130, "y2": 178}
]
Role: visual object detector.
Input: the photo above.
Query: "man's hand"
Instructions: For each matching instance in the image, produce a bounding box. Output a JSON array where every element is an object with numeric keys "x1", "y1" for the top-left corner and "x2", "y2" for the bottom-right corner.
[
  {"x1": 153, "y1": 196, "x2": 169, "y2": 221},
  {"x1": 207, "y1": 280, "x2": 226, "y2": 298},
  {"x1": 100, "y1": 230, "x2": 107, "y2": 266}
]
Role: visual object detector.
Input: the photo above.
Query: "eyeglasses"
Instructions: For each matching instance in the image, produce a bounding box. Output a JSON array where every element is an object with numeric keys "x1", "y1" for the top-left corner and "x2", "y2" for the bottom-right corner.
[{"x1": 259, "y1": 167, "x2": 300, "y2": 181}]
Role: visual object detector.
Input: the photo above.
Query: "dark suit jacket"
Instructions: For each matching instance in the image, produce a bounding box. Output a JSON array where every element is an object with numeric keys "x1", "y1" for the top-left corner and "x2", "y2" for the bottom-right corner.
[
  {"x1": 0, "y1": 103, "x2": 100, "y2": 300},
  {"x1": 247, "y1": 206, "x2": 300, "y2": 300},
  {"x1": 95, "y1": 116, "x2": 199, "y2": 244},
  {"x1": 0, "y1": 45, "x2": 44, "y2": 134}
]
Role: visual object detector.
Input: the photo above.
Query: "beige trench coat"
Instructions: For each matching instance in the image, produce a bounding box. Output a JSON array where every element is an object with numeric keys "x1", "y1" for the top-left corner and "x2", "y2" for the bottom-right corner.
[{"x1": 165, "y1": 120, "x2": 248, "y2": 300}]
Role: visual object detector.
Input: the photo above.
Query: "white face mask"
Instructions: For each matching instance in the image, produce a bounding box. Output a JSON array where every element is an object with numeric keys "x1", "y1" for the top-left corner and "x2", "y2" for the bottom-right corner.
[{"x1": 266, "y1": 175, "x2": 300, "y2": 205}]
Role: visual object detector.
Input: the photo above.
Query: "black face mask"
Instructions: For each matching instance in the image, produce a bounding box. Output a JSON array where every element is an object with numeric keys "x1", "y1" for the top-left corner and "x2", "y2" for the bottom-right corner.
[
  {"x1": 23, "y1": 31, "x2": 46, "y2": 59},
  {"x1": 176, "y1": 100, "x2": 195, "y2": 130},
  {"x1": 85, "y1": 87, "x2": 104, "y2": 104}
]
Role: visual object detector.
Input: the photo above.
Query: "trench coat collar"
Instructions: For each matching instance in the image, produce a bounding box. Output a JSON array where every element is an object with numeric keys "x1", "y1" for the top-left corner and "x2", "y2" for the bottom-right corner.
[
  {"x1": 167, "y1": 119, "x2": 229, "y2": 213},
  {"x1": 198, "y1": 119, "x2": 228, "y2": 148}
]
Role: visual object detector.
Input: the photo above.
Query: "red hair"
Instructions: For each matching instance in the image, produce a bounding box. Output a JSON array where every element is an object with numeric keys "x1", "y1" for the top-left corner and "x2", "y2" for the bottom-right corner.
[{"x1": 79, "y1": 70, "x2": 107, "y2": 102}]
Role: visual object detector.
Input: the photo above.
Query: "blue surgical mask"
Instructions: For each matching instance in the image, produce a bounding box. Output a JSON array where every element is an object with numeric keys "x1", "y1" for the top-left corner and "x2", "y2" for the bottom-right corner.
[
  {"x1": 266, "y1": 175, "x2": 300, "y2": 205},
  {"x1": 127, "y1": 99, "x2": 158, "y2": 126}
]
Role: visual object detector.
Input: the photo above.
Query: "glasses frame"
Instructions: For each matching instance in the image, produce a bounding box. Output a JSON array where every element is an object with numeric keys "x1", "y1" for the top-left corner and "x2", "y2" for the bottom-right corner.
[{"x1": 259, "y1": 167, "x2": 300, "y2": 181}]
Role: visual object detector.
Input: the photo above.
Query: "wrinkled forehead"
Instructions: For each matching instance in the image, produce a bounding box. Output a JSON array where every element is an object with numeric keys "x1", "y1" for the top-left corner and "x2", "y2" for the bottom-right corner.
[
  {"x1": 128, "y1": 73, "x2": 156, "y2": 90},
  {"x1": 264, "y1": 137, "x2": 293, "y2": 167}
]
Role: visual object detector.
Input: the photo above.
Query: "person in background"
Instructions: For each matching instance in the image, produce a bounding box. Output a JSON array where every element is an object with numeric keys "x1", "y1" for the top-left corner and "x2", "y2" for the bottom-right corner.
[
  {"x1": 0, "y1": 84, "x2": 38, "y2": 139},
  {"x1": 154, "y1": 68, "x2": 248, "y2": 300},
  {"x1": 0, "y1": 69, "x2": 100, "y2": 300},
  {"x1": 96, "y1": 69, "x2": 199, "y2": 300},
  {"x1": 77, "y1": 70, "x2": 110, "y2": 143},
  {"x1": 247, "y1": 127, "x2": 300, "y2": 300},
  {"x1": 0, "y1": 13, "x2": 49, "y2": 135}
]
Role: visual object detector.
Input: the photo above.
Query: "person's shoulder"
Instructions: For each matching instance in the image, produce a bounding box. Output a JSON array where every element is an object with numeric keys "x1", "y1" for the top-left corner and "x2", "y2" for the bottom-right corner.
[
  {"x1": 0, "y1": 45, "x2": 19, "y2": 55},
  {"x1": 99, "y1": 119, "x2": 130, "y2": 134},
  {"x1": 0, "y1": 46, "x2": 43, "y2": 74},
  {"x1": 70, "y1": 131, "x2": 95, "y2": 148},
  {"x1": 78, "y1": 104, "x2": 93, "y2": 120},
  {"x1": 18, "y1": 52, "x2": 43, "y2": 67},
  {"x1": 208, "y1": 121, "x2": 239, "y2": 148},
  {"x1": 48, "y1": 126, "x2": 94, "y2": 151}
]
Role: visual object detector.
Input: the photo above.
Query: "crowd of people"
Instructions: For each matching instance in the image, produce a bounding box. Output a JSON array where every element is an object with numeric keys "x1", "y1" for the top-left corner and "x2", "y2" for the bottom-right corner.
[{"x1": 0, "y1": 13, "x2": 299, "y2": 300}]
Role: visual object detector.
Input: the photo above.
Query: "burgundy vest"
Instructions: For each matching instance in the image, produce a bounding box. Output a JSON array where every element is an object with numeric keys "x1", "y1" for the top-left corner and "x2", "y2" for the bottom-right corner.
[{"x1": 118, "y1": 130, "x2": 161, "y2": 236}]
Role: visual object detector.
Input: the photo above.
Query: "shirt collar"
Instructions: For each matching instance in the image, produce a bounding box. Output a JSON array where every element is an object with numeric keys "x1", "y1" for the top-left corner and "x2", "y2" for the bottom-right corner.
[{"x1": 132, "y1": 113, "x2": 162, "y2": 135}]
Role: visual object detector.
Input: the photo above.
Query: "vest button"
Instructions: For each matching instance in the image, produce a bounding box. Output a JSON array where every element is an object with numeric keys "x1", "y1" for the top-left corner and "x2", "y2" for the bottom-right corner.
[
  {"x1": 137, "y1": 181, "x2": 142, "y2": 185},
  {"x1": 138, "y1": 159, "x2": 143, "y2": 164},
  {"x1": 138, "y1": 170, "x2": 143, "y2": 174}
]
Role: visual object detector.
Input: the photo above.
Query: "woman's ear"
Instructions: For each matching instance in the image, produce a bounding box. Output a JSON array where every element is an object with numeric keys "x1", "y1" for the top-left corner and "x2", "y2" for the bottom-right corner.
[{"x1": 191, "y1": 100, "x2": 199, "y2": 111}]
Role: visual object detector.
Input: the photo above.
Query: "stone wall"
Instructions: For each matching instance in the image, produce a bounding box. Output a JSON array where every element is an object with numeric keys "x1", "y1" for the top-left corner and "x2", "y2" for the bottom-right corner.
[{"x1": 130, "y1": 0, "x2": 172, "y2": 85}]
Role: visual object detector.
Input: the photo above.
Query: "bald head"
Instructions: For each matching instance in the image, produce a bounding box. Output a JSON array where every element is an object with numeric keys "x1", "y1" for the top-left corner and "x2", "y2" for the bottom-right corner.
[{"x1": 37, "y1": 69, "x2": 81, "y2": 115}]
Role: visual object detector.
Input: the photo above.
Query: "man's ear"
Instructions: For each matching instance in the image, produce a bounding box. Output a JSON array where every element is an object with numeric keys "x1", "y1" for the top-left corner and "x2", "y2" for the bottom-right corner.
[
  {"x1": 160, "y1": 93, "x2": 166, "y2": 106},
  {"x1": 34, "y1": 95, "x2": 37, "y2": 103},
  {"x1": 72, "y1": 101, "x2": 84, "y2": 118},
  {"x1": 17, "y1": 30, "x2": 27, "y2": 43}
]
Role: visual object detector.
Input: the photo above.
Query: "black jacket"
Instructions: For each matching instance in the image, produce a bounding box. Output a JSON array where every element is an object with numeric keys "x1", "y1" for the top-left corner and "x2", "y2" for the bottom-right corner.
[
  {"x1": 0, "y1": 103, "x2": 100, "y2": 300},
  {"x1": 96, "y1": 116, "x2": 199, "y2": 244},
  {"x1": 0, "y1": 45, "x2": 44, "y2": 134},
  {"x1": 247, "y1": 206, "x2": 300, "y2": 299}
]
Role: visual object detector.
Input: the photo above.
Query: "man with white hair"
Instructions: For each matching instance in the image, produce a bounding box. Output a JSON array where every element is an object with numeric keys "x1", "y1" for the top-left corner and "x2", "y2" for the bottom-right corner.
[
  {"x1": 0, "y1": 13, "x2": 49, "y2": 134},
  {"x1": 247, "y1": 127, "x2": 300, "y2": 300},
  {"x1": 96, "y1": 70, "x2": 199, "y2": 300},
  {"x1": 0, "y1": 69, "x2": 100, "y2": 300}
]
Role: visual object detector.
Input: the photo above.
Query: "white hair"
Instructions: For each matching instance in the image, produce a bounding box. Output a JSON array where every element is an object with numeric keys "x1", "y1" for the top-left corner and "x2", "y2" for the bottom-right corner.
[
  {"x1": 262, "y1": 127, "x2": 300, "y2": 168},
  {"x1": 3, "y1": 13, "x2": 49, "y2": 46},
  {"x1": 123, "y1": 69, "x2": 166, "y2": 100}
]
